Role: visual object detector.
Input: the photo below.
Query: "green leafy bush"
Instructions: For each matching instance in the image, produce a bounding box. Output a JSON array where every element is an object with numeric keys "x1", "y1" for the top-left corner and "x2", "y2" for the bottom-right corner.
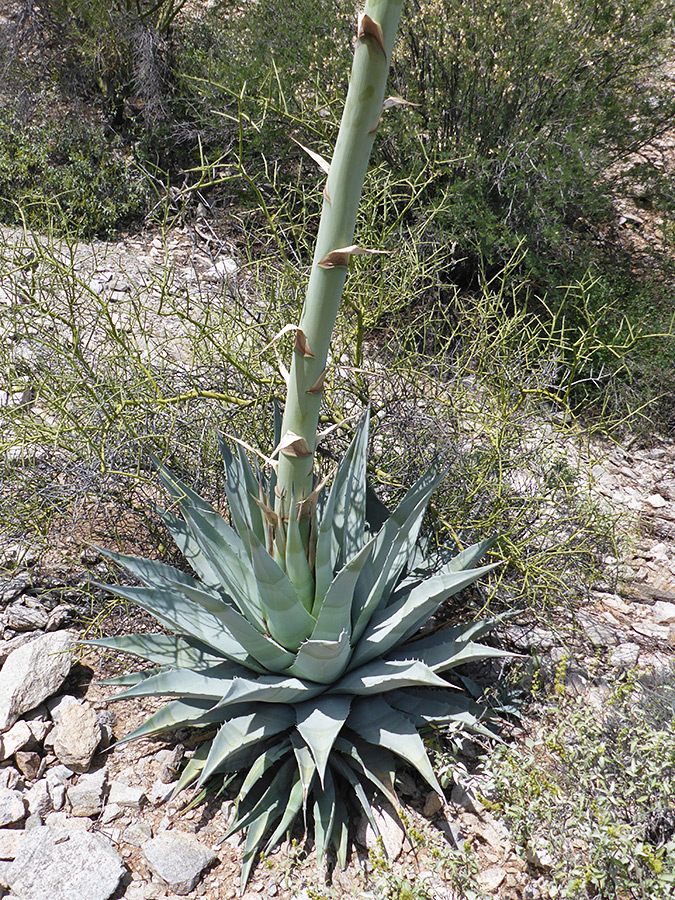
[
  {"x1": 488, "y1": 671, "x2": 675, "y2": 898},
  {"x1": 394, "y1": 0, "x2": 675, "y2": 257},
  {"x1": 0, "y1": 100, "x2": 150, "y2": 237}
]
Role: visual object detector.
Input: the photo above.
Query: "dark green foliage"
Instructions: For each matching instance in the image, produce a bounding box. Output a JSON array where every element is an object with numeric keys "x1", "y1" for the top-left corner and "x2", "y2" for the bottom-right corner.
[
  {"x1": 393, "y1": 0, "x2": 675, "y2": 258},
  {"x1": 0, "y1": 99, "x2": 150, "y2": 238}
]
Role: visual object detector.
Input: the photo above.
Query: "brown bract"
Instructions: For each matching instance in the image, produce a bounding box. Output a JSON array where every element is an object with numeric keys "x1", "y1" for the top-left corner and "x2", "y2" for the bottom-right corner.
[
  {"x1": 357, "y1": 13, "x2": 386, "y2": 56},
  {"x1": 317, "y1": 245, "x2": 389, "y2": 268}
]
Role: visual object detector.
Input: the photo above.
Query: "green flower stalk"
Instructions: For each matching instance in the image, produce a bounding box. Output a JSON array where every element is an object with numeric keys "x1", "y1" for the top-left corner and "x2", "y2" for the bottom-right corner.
[{"x1": 275, "y1": 0, "x2": 404, "y2": 515}]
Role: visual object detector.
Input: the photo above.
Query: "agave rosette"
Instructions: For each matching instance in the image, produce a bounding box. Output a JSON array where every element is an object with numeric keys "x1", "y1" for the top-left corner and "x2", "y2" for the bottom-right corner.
[{"x1": 91, "y1": 413, "x2": 507, "y2": 885}]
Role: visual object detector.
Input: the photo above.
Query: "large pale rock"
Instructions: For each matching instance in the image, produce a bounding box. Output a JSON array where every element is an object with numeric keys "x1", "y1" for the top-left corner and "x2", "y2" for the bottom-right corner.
[
  {"x1": 52, "y1": 704, "x2": 102, "y2": 773},
  {"x1": 142, "y1": 832, "x2": 217, "y2": 895},
  {"x1": 7, "y1": 826, "x2": 125, "y2": 900},
  {"x1": 0, "y1": 631, "x2": 74, "y2": 731}
]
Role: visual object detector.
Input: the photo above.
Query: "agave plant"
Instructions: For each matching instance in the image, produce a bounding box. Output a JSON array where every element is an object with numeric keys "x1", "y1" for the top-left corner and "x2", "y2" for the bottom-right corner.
[
  {"x1": 93, "y1": 413, "x2": 506, "y2": 884},
  {"x1": 90, "y1": 0, "x2": 509, "y2": 889}
]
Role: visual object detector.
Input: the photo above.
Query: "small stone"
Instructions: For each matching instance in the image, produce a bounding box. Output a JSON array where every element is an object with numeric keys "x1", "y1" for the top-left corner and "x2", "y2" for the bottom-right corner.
[
  {"x1": 646, "y1": 494, "x2": 667, "y2": 509},
  {"x1": 46, "y1": 767, "x2": 73, "y2": 812},
  {"x1": 0, "y1": 767, "x2": 21, "y2": 790},
  {"x1": 147, "y1": 779, "x2": 174, "y2": 806},
  {"x1": 47, "y1": 764, "x2": 75, "y2": 786},
  {"x1": 68, "y1": 769, "x2": 108, "y2": 817},
  {"x1": 108, "y1": 782, "x2": 146, "y2": 809},
  {"x1": 7, "y1": 825, "x2": 126, "y2": 900},
  {"x1": 25, "y1": 780, "x2": 53, "y2": 823},
  {"x1": 652, "y1": 601, "x2": 675, "y2": 625},
  {"x1": 526, "y1": 844, "x2": 554, "y2": 870},
  {"x1": 46, "y1": 606, "x2": 75, "y2": 631},
  {"x1": 0, "y1": 720, "x2": 33, "y2": 761},
  {"x1": 95, "y1": 710, "x2": 117, "y2": 729},
  {"x1": 100, "y1": 803, "x2": 123, "y2": 825},
  {"x1": 46, "y1": 695, "x2": 80, "y2": 725},
  {"x1": 423, "y1": 791, "x2": 443, "y2": 817},
  {"x1": 5, "y1": 603, "x2": 49, "y2": 632},
  {"x1": 476, "y1": 866, "x2": 506, "y2": 891},
  {"x1": 158, "y1": 745, "x2": 184, "y2": 784},
  {"x1": 204, "y1": 257, "x2": 237, "y2": 280},
  {"x1": 576, "y1": 612, "x2": 619, "y2": 647},
  {"x1": 0, "y1": 788, "x2": 26, "y2": 826},
  {"x1": 122, "y1": 822, "x2": 152, "y2": 847},
  {"x1": 24, "y1": 710, "x2": 51, "y2": 745},
  {"x1": 609, "y1": 642, "x2": 640, "y2": 668},
  {"x1": 123, "y1": 882, "x2": 149, "y2": 900},
  {"x1": 142, "y1": 832, "x2": 217, "y2": 895},
  {"x1": 631, "y1": 622, "x2": 672, "y2": 641},
  {"x1": 52, "y1": 704, "x2": 102, "y2": 773},
  {"x1": 15, "y1": 751, "x2": 41, "y2": 781},
  {"x1": 0, "y1": 631, "x2": 74, "y2": 731}
]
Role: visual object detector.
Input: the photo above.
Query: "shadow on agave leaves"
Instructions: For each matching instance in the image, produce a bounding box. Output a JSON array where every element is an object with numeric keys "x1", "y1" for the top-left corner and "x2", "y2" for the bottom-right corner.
[{"x1": 88, "y1": 411, "x2": 510, "y2": 890}]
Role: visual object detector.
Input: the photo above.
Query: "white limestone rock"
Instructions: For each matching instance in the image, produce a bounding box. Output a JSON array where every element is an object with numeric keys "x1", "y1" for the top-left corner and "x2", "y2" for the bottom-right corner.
[
  {"x1": 68, "y1": 769, "x2": 108, "y2": 817},
  {"x1": 6, "y1": 825, "x2": 125, "y2": 900},
  {"x1": 52, "y1": 704, "x2": 102, "y2": 773},
  {"x1": 0, "y1": 631, "x2": 74, "y2": 731},
  {"x1": 107, "y1": 781, "x2": 146, "y2": 809},
  {"x1": 142, "y1": 832, "x2": 217, "y2": 895},
  {"x1": 0, "y1": 788, "x2": 26, "y2": 826},
  {"x1": 652, "y1": 600, "x2": 675, "y2": 624},
  {"x1": 0, "y1": 720, "x2": 33, "y2": 761}
]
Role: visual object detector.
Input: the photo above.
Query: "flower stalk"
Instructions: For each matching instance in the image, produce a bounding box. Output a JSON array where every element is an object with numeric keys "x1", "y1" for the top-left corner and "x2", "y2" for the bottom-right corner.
[{"x1": 275, "y1": 0, "x2": 404, "y2": 517}]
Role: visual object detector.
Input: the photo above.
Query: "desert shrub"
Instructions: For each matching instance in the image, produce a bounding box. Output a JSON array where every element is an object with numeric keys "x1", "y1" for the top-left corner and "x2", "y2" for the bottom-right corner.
[
  {"x1": 392, "y1": 0, "x2": 675, "y2": 261},
  {"x1": 488, "y1": 669, "x2": 675, "y2": 898},
  {"x1": 0, "y1": 98, "x2": 150, "y2": 237},
  {"x1": 0, "y1": 222, "x2": 619, "y2": 617},
  {"x1": 35, "y1": 0, "x2": 185, "y2": 127}
]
